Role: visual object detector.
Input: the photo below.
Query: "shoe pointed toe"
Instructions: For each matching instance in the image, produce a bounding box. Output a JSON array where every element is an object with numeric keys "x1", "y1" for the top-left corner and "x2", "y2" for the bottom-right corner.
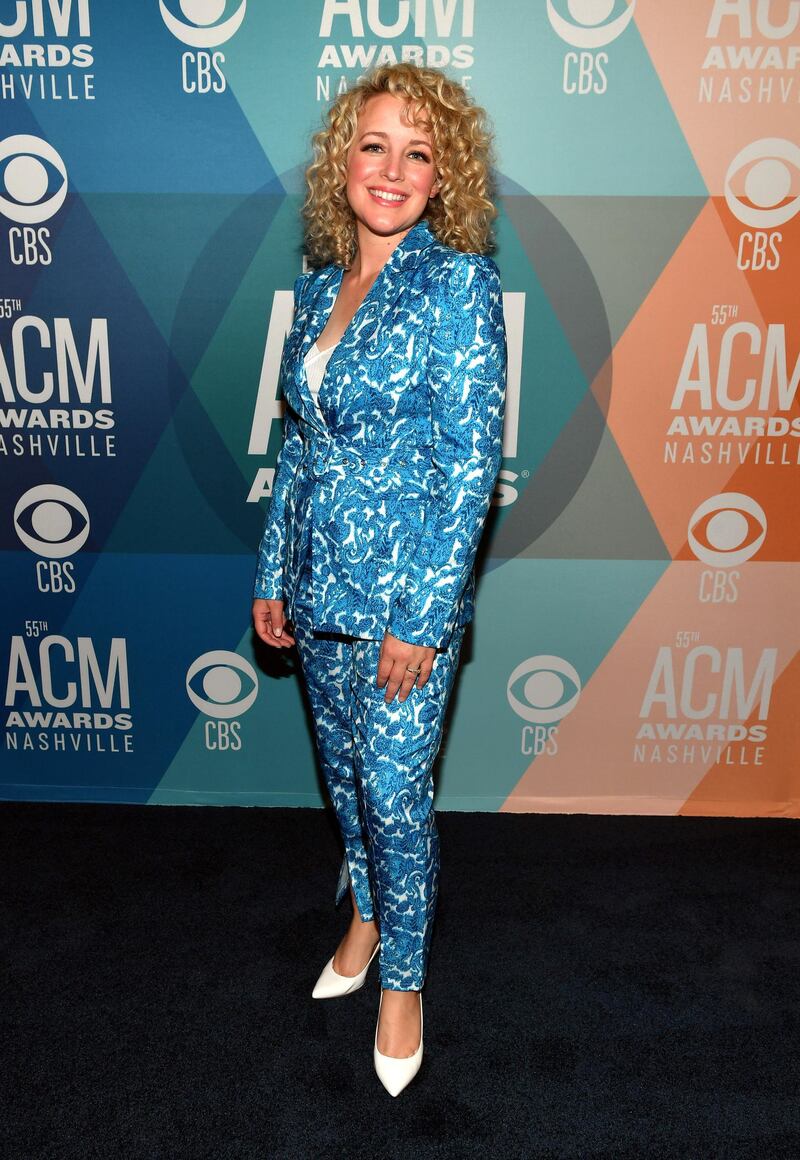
[
  {"x1": 373, "y1": 991, "x2": 424, "y2": 1096},
  {"x1": 373, "y1": 1046, "x2": 423, "y2": 1097},
  {"x1": 311, "y1": 955, "x2": 338, "y2": 999},
  {"x1": 311, "y1": 940, "x2": 380, "y2": 999}
]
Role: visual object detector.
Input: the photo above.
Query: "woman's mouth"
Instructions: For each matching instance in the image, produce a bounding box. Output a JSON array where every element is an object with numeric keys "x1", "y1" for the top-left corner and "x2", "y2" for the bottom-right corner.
[{"x1": 367, "y1": 188, "x2": 409, "y2": 205}]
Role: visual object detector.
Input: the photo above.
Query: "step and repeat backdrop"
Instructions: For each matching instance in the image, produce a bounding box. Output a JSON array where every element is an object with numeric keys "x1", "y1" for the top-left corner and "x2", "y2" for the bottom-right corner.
[{"x1": 1, "y1": 2, "x2": 798, "y2": 815}]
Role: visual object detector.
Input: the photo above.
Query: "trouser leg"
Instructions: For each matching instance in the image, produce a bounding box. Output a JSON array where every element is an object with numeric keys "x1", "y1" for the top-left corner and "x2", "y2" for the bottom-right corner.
[
  {"x1": 290, "y1": 545, "x2": 375, "y2": 922},
  {"x1": 349, "y1": 623, "x2": 466, "y2": 990}
]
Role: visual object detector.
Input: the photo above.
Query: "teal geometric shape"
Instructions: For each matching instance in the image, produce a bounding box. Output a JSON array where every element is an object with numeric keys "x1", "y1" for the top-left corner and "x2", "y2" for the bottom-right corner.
[
  {"x1": 103, "y1": 401, "x2": 250, "y2": 554},
  {"x1": 149, "y1": 623, "x2": 325, "y2": 806},
  {"x1": 494, "y1": 208, "x2": 593, "y2": 482},
  {"x1": 99, "y1": 200, "x2": 303, "y2": 556},
  {"x1": 471, "y1": 2, "x2": 706, "y2": 195},
  {"x1": 83, "y1": 194, "x2": 261, "y2": 357},
  {"x1": 509, "y1": 421, "x2": 670, "y2": 560},
  {"x1": 224, "y1": 5, "x2": 332, "y2": 184},
  {"x1": 190, "y1": 197, "x2": 306, "y2": 478},
  {"x1": 435, "y1": 557, "x2": 667, "y2": 809},
  {"x1": 83, "y1": 193, "x2": 282, "y2": 382}
]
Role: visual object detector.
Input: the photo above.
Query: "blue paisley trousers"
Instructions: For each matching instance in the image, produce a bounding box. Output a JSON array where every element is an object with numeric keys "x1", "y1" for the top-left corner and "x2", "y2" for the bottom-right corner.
[{"x1": 291, "y1": 487, "x2": 466, "y2": 991}]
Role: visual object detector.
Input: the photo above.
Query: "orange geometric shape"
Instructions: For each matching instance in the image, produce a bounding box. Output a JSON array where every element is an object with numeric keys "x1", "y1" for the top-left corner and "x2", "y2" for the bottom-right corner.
[
  {"x1": 502, "y1": 561, "x2": 800, "y2": 816},
  {"x1": 598, "y1": 201, "x2": 799, "y2": 562},
  {"x1": 679, "y1": 648, "x2": 800, "y2": 817},
  {"x1": 635, "y1": 4, "x2": 800, "y2": 193}
]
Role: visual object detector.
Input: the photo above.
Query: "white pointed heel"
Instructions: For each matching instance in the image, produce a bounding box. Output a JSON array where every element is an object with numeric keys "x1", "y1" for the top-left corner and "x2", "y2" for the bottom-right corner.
[
  {"x1": 311, "y1": 939, "x2": 380, "y2": 999},
  {"x1": 373, "y1": 990, "x2": 423, "y2": 1097}
]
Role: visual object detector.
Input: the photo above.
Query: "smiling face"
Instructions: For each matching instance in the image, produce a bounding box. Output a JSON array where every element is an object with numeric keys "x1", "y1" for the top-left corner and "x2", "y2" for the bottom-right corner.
[{"x1": 344, "y1": 91, "x2": 440, "y2": 244}]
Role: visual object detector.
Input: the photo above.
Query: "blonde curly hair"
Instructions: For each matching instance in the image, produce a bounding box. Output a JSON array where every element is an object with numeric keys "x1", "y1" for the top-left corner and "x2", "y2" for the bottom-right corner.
[{"x1": 301, "y1": 63, "x2": 498, "y2": 268}]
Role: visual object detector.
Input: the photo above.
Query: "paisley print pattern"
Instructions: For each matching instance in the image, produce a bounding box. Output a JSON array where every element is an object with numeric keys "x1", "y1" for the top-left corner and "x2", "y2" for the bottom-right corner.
[
  {"x1": 253, "y1": 216, "x2": 507, "y2": 989},
  {"x1": 253, "y1": 216, "x2": 508, "y2": 651},
  {"x1": 291, "y1": 531, "x2": 466, "y2": 990}
]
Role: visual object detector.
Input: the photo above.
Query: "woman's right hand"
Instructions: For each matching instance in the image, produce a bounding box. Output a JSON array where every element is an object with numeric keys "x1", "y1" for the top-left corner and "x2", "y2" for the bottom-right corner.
[{"x1": 252, "y1": 598, "x2": 296, "y2": 648}]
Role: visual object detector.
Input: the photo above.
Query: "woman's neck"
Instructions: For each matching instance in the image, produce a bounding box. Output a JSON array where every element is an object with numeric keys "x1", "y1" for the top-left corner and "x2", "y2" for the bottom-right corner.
[{"x1": 349, "y1": 220, "x2": 417, "y2": 281}]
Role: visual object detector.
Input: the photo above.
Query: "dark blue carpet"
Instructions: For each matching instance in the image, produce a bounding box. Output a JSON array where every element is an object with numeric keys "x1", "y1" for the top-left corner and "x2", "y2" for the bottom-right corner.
[{"x1": 2, "y1": 803, "x2": 799, "y2": 1158}]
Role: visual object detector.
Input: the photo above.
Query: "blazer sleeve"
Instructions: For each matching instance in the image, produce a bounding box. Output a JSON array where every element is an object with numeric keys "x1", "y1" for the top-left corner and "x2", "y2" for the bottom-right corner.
[
  {"x1": 252, "y1": 272, "x2": 309, "y2": 601},
  {"x1": 386, "y1": 253, "x2": 507, "y2": 649}
]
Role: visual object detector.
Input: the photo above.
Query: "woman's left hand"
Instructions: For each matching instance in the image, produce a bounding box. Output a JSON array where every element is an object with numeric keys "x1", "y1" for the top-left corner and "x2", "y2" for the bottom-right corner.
[{"x1": 377, "y1": 632, "x2": 436, "y2": 703}]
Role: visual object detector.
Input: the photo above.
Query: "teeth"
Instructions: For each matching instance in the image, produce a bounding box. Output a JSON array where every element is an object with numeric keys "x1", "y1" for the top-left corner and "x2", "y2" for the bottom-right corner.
[{"x1": 369, "y1": 189, "x2": 407, "y2": 202}]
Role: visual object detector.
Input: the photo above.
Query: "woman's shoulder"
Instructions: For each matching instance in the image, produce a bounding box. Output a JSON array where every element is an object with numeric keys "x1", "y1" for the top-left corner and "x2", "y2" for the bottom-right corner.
[
  {"x1": 418, "y1": 235, "x2": 501, "y2": 299},
  {"x1": 420, "y1": 229, "x2": 500, "y2": 281},
  {"x1": 292, "y1": 262, "x2": 338, "y2": 308}
]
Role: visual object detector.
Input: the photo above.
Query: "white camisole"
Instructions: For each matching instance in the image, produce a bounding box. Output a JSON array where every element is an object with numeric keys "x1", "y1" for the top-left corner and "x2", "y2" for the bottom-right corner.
[{"x1": 303, "y1": 341, "x2": 337, "y2": 419}]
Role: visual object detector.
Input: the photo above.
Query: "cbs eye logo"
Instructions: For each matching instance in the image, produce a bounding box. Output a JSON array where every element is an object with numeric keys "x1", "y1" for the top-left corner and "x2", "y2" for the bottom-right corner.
[
  {"x1": 186, "y1": 651, "x2": 258, "y2": 718},
  {"x1": 688, "y1": 493, "x2": 766, "y2": 568},
  {"x1": 725, "y1": 138, "x2": 800, "y2": 229},
  {"x1": 0, "y1": 134, "x2": 67, "y2": 267},
  {"x1": 187, "y1": 650, "x2": 258, "y2": 752},
  {"x1": 506, "y1": 655, "x2": 582, "y2": 723},
  {"x1": 159, "y1": 0, "x2": 246, "y2": 46},
  {"x1": 547, "y1": 0, "x2": 636, "y2": 47},
  {"x1": 0, "y1": 135, "x2": 68, "y2": 224},
  {"x1": 14, "y1": 485, "x2": 90, "y2": 557},
  {"x1": 14, "y1": 484, "x2": 88, "y2": 596}
]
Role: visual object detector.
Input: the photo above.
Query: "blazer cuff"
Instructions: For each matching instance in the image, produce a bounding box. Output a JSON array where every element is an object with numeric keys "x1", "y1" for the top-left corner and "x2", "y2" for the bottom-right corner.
[
  {"x1": 386, "y1": 586, "x2": 459, "y2": 651},
  {"x1": 253, "y1": 575, "x2": 283, "y2": 601}
]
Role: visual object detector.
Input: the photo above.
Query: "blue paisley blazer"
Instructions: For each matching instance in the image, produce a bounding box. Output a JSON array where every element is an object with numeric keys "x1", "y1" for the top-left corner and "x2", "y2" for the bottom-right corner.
[{"x1": 253, "y1": 216, "x2": 507, "y2": 651}]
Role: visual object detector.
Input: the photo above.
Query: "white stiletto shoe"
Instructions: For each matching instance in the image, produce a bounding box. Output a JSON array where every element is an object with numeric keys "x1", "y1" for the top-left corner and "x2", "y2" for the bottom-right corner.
[
  {"x1": 373, "y1": 990, "x2": 423, "y2": 1097},
  {"x1": 311, "y1": 939, "x2": 380, "y2": 999}
]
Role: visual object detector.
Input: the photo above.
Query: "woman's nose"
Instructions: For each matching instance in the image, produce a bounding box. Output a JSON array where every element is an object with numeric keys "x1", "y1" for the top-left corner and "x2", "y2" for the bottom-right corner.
[{"x1": 381, "y1": 155, "x2": 404, "y2": 182}]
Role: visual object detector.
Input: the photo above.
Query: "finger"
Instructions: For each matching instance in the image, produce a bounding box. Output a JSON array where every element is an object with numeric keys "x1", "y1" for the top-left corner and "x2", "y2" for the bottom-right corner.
[
  {"x1": 399, "y1": 667, "x2": 421, "y2": 703},
  {"x1": 254, "y1": 602, "x2": 277, "y2": 643},
  {"x1": 269, "y1": 622, "x2": 295, "y2": 648},
  {"x1": 270, "y1": 627, "x2": 295, "y2": 647},
  {"x1": 260, "y1": 624, "x2": 282, "y2": 648},
  {"x1": 376, "y1": 652, "x2": 393, "y2": 690},
  {"x1": 390, "y1": 665, "x2": 420, "y2": 704},
  {"x1": 415, "y1": 663, "x2": 434, "y2": 690},
  {"x1": 265, "y1": 603, "x2": 285, "y2": 639},
  {"x1": 383, "y1": 665, "x2": 406, "y2": 703},
  {"x1": 253, "y1": 612, "x2": 273, "y2": 646},
  {"x1": 262, "y1": 610, "x2": 294, "y2": 649},
  {"x1": 272, "y1": 610, "x2": 296, "y2": 646}
]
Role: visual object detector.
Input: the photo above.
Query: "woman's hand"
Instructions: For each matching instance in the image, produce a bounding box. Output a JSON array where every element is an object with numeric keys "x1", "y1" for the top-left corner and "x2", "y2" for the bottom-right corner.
[
  {"x1": 252, "y1": 598, "x2": 296, "y2": 648},
  {"x1": 378, "y1": 631, "x2": 436, "y2": 703}
]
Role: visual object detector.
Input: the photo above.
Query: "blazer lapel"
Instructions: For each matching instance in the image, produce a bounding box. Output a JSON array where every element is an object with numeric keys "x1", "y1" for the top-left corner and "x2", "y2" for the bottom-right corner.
[
  {"x1": 291, "y1": 266, "x2": 341, "y2": 432},
  {"x1": 291, "y1": 217, "x2": 437, "y2": 429}
]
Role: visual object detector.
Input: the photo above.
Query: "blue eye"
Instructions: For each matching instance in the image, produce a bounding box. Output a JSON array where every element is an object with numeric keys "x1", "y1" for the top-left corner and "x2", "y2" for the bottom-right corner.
[{"x1": 361, "y1": 142, "x2": 430, "y2": 162}]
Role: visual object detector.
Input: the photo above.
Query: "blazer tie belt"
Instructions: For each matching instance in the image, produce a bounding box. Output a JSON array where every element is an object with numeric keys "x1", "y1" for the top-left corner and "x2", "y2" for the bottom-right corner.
[{"x1": 299, "y1": 435, "x2": 419, "y2": 481}]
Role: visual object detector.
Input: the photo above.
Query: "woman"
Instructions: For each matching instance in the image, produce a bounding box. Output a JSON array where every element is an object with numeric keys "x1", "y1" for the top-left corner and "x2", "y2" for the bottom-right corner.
[{"x1": 252, "y1": 62, "x2": 507, "y2": 1097}]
